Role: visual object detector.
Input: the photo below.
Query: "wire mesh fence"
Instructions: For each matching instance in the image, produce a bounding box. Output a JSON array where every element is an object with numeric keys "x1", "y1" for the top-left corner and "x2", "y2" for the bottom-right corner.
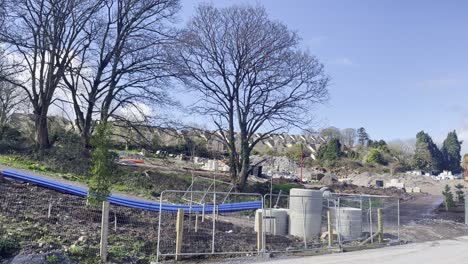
[
  {"x1": 156, "y1": 190, "x2": 263, "y2": 261},
  {"x1": 107, "y1": 205, "x2": 160, "y2": 263},
  {"x1": 1, "y1": 176, "x2": 400, "y2": 263},
  {"x1": 262, "y1": 192, "x2": 400, "y2": 253}
]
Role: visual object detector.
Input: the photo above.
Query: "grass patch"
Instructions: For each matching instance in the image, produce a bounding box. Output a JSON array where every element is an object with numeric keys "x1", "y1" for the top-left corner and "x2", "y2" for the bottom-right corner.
[
  {"x1": 0, "y1": 154, "x2": 87, "y2": 184},
  {"x1": 273, "y1": 183, "x2": 304, "y2": 194}
]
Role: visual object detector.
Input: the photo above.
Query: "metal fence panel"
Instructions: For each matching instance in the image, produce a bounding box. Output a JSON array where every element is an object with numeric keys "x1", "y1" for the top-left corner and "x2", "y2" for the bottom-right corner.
[{"x1": 156, "y1": 190, "x2": 263, "y2": 260}]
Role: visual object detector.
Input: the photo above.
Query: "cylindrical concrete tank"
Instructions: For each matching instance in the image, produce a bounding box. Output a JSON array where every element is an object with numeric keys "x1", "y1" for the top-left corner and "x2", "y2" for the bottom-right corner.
[
  {"x1": 329, "y1": 207, "x2": 362, "y2": 240},
  {"x1": 288, "y1": 189, "x2": 323, "y2": 239},
  {"x1": 254, "y1": 209, "x2": 289, "y2": 236}
]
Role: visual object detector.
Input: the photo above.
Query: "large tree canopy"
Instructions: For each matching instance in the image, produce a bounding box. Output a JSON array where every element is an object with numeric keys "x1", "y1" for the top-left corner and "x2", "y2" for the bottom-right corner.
[
  {"x1": 0, "y1": 0, "x2": 103, "y2": 148},
  {"x1": 441, "y1": 130, "x2": 462, "y2": 174},
  {"x1": 173, "y1": 4, "x2": 329, "y2": 189},
  {"x1": 412, "y1": 131, "x2": 443, "y2": 173}
]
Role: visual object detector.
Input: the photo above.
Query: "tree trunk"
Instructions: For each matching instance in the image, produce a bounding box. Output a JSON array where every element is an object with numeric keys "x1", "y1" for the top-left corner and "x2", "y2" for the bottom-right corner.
[
  {"x1": 35, "y1": 113, "x2": 50, "y2": 149},
  {"x1": 236, "y1": 134, "x2": 251, "y2": 191}
]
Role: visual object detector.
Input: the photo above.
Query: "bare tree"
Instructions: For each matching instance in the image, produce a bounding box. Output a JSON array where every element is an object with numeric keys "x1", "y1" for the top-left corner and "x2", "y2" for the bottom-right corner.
[
  {"x1": 341, "y1": 128, "x2": 357, "y2": 147},
  {"x1": 173, "y1": 4, "x2": 329, "y2": 190},
  {"x1": 0, "y1": 81, "x2": 25, "y2": 127},
  {"x1": 388, "y1": 139, "x2": 416, "y2": 163},
  {"x1": 0, "y1": 0, "x2": 103, "y2": 148},
  {"x1": 62, "y1": 0, "x2": 180, "y2": 148},
  {"x1": 320, "y1": 126, "x2": 342, "y2": 140}
]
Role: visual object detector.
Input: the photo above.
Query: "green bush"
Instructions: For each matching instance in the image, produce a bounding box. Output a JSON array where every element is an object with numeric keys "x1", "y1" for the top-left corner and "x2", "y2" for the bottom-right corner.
[
  {"x1": 0, "y1": 126, "x2": 26, "y2": 152},
  {"x1": 88, "y1": 123, "x2": 116, "y2": 205},
  {"x1": 366, "y1": 148, "x2": 385, "y2": 165},
  {"x1": 442, "y1": 185, "x2": 455, "y2": 211},
  {"x1": 0, "y1": 235, "x2": 20, "y2": 258},
  {"x1": 318, "y1": 138, "x2": 342, "y2": 161}
]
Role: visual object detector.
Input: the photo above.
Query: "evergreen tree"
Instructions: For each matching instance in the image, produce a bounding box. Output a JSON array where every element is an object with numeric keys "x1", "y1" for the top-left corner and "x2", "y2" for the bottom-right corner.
[
  {"x1": 441, "y1": 131, "x2": 462, "y2": 174},
  {"x1": 357, "y1": 127, "x2": 369, "y2": 145},
  {"x1": 412, "y1": 131, "x2": 443, "y2": 173},
  {"x1": 454, "y1": 184, "x2": 465, "y2": 203},
  {"x1": 318, "y1": 138, "x2": 342, "y2": 161},
  {"x1": 442, "y1": 184, "x2": 455, "y2": 211}
]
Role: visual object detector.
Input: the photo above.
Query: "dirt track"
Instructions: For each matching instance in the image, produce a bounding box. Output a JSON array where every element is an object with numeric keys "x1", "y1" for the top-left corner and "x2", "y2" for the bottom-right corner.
[
  {"x1": 399, "y1": 195, "x2": 443, "y2": 225},
  {"x1": 397, "y1": 194, "x2": 468, "y2": 242}
]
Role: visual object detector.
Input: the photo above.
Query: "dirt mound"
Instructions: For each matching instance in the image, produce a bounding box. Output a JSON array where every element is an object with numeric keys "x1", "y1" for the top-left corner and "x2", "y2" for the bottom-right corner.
[
  {"x1": 329, "y1": 183, "x2": 411, "y2": 200},
  {"x1": 345, "y1": 172, "x2": 468, "y2": 196}
]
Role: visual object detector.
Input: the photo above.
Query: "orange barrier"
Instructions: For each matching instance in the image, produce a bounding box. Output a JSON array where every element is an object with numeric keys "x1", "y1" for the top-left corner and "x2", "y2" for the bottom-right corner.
[{"x1": 120, "y1": 158, "x2": 144, "y2": 164}]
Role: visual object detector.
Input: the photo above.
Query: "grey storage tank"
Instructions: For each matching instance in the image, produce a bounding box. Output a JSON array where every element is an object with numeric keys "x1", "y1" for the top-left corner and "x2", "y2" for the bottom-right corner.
[
  {"x1": 254, "y1": 209, "x2": 289, "y2": 236},
  {"x1": 329, "y1": 207, "x2": 362, "y2": 240},
  {"x1": 288, "y1": 188, "x2": 323, "y2": 239}
]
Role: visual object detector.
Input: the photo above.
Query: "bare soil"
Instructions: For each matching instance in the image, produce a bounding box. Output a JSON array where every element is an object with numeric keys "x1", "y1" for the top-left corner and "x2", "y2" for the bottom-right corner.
[{"x1": 0, "y1": 176, "x2": 315, "y2": 263}]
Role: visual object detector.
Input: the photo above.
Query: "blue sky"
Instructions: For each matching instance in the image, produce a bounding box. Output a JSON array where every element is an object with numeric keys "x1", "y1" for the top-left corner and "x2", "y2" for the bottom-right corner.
[{"x1": 178, "y1": 0, "x2": 468, "y2": 153}]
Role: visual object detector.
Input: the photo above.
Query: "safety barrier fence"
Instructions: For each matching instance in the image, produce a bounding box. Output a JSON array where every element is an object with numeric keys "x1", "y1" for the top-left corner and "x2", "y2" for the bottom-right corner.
[{"x1": 0, "y1": 174, "x2": 400, "y2": 263}]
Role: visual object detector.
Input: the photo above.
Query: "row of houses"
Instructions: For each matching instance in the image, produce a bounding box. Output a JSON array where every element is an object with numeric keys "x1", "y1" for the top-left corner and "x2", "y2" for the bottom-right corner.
[
  {"x1": 9, "y1": 114, "x2": 328, "y2": 159},
  {"x1": 150, "y1": 128, "x2": 328, "y2": 159}
]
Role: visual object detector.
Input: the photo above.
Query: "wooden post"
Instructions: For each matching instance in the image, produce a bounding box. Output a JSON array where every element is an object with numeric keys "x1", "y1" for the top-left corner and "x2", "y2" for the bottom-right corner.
[
  {"x1": 195, "y1": 212, "x2": 199, "y2": 233},
  {"x1": 202, "y1": 204, "x2": 205, "y2": 222},
  {"x1": 377, "y1": 208, "x2": 383, "y2": 243},
  {"x1": 47, "y1": 202, "x2": 52, "y2": 219},
  {"x1": 175, "y1": 208, "x2": 184, "y2": 261},
  {"x1": 100, "y1": 201, "x2": 110, "y2": 263},
  {"x1": 114, "y1": 211, "x2": 117, "y2": 232},
  {"x1": 256, "y1": 211, "x2": 263, "y2": 253},
  {"x1": 327, "y1": 209, "x2": 332, "y2": 247}
]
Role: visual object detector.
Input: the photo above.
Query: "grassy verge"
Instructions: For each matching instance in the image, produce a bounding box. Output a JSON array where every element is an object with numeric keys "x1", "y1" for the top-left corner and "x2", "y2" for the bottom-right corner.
[
  {"x1": 0, "y1": 154, "x2": 87, "y2": 183},
  {"x1": 0, "y1": 154, "x2": 193, "y2": 200}
]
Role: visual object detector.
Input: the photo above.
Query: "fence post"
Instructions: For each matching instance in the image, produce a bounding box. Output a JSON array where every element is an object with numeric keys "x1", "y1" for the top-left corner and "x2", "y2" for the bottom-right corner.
[
  {"x1": 175, "y1": 208, "x2": 184, "y2": 261},
  {"x1": 114, "y1": 211, "x2": 117, "y2": 232},
  {"x1": 100, "y1": 201, "x2": 110, "y2": 263},
  {"x1": 195, "y1": 212, "x2": 199, "y2": 233},
  {"x1": 336, "y1": 197, "x2": 342, "y2": 248},
  {"x1": 47, "y1": 201, "x2": 52, "y2": 219},
  {"x1": 369, "y1": 197, "x2": 373, "y2": 244},
  {"x1": 327, "y1": 209, "x2": 332, "y2": 247},
  {"x1": 465, "y1": 195, "x2": 468, "y2": 225},
  {"x1": 397, "y1": 199, "x2": 400, "y2": 241},
  {"x1": 202, "y1": 204, "x2": 205, "y2": 222},
  {"x1": 256, "y1": 210, "x2": 262, "y2": 253},
  {"x1": 377, "y1": 208, "x2": 383, "y2": 243}
]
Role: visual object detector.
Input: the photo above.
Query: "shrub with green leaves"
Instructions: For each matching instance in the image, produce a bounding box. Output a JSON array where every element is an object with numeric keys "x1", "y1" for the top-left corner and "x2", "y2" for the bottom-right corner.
[
  {"x1": 442, "y1": 184, "x2": 455, "y2": 211},
  {"x1": 454, "y1": 184, "x2": 465, "y2": 203},
  {"x1": 87, "y1": 122, "x2": 116, "y2": 205},
  {"x1": 318, "y1": 138, "x2": 342, "y2": 161},
  {"x1": 0, "y1": 235, "x2": 20, "y2": 258},
  {"x1": 366, "y1": 148, "x2": 385, "y2": 165}
]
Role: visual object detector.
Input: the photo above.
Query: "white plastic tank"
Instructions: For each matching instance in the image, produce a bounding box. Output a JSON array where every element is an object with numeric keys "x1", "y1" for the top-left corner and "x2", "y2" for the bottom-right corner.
[
  {"x1": 288, "y1": 188, "x2": 323, "y2": 239},
  {"x1": 254, "y1": 209, "x2": 289, "y2": 236},
  {"x1": 329, "y1": 207, "x2": 362, "y2": 240}
]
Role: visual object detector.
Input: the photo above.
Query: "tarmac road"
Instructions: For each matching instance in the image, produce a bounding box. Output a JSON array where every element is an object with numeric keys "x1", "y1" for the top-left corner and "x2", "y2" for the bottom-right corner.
[{"x1": 261, "y1": 236, "x2": 468, "y2": 264}]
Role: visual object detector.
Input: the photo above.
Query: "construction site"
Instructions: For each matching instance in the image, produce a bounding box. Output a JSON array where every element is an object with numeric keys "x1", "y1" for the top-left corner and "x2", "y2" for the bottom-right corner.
[{"x1": 1, "y1": 150, "x2": 467, "y2": 264}]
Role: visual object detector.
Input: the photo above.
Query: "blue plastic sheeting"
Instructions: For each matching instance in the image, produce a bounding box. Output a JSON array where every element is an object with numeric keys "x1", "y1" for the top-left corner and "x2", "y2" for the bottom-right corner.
[{"x1": 1, "y1": 169, "x2": 262, "y2": 213}]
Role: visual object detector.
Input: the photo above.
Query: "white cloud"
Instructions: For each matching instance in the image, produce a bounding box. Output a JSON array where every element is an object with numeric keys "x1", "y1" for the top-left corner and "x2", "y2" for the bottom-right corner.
[{"x1": 120, "y1": 103, "x2": 153, "y2": 122}]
